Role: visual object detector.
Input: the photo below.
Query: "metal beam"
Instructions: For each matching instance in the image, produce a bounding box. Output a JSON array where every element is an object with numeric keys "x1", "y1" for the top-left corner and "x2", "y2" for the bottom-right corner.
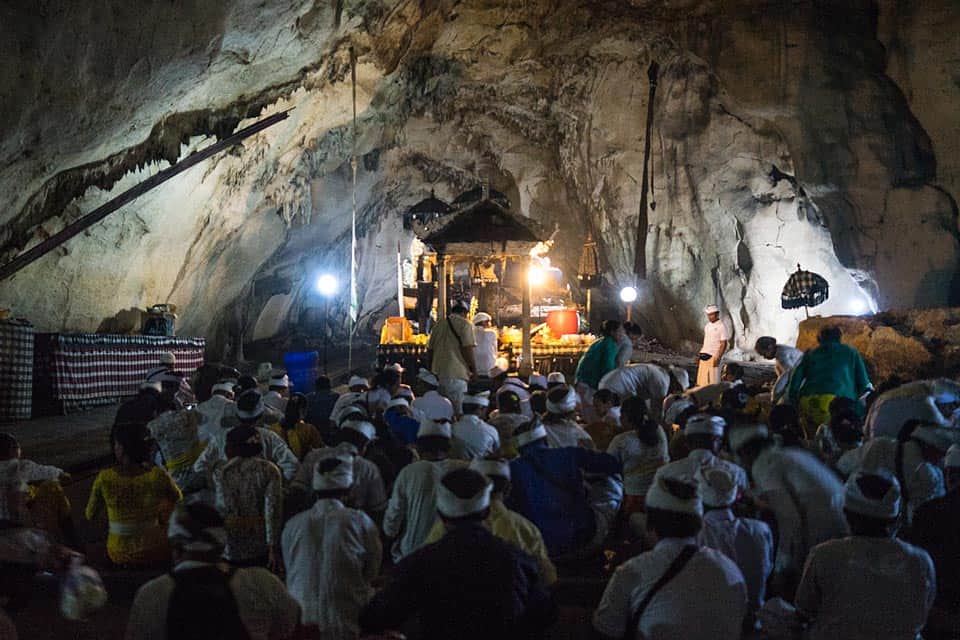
[{"x1": 0, "y1": 109, "x2": 291, "y2": 282}]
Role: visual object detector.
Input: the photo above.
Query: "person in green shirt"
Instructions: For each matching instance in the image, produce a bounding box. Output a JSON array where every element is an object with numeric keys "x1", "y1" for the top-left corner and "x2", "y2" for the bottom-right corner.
[
  {"x1": 787, "y1": 325, "x2": 872, "y2": 438},
  {"x1": 575, "y1": 320, "x2": 624, "y2": 421}
]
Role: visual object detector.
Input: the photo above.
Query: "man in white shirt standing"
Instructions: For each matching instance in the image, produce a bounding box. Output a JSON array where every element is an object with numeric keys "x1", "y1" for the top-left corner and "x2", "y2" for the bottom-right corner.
[
  {"x1": 697, "y1": 305, "x2": 731, "y2": 387},
  {"x1": 282, "y1": 449, "x2": 381, "y2": 639},
  {"x1": 754, "y1": 337, "x2": 803, "y2": 403},
  {"x1": 472, "y1": 312, "x2": 499, "y2": 379},
  {"x1": 593, "y1": 466, "x2": 748, "y2": 640},
  {"x1": 451, "y1": 393, "x2": 500, "y2": 460}
]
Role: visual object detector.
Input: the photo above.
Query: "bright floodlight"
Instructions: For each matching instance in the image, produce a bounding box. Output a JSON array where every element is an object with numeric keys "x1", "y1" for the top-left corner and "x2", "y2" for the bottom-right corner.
[
  {"x1": 316, "y1": 273, "x2": 339, "y2": 297},
  {"x1": 620, "y1": 286, "x2": 638, "y2": 303},
  {"x1": 528, "y1": 265, "x2": 546, "y2": 287},
  {"x1": 850, "y1": 298, "x2": 868, "y2": 315}
]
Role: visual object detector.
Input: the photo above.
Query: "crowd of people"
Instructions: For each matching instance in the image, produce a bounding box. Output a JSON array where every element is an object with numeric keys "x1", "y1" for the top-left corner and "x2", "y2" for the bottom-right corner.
[{"x1": 1, "y1": 304, "x2": 959, "y2": 640}]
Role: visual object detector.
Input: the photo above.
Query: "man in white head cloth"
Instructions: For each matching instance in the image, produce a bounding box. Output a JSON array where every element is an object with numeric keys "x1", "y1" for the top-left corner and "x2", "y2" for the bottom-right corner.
[
  {"x1": 361, "y1": 467, "x2": 556, "y2": 639},
  {"x1": 794, "y1": 471, "x2": 935, "y2": 640},
  {"x1": 146, "y1": 351, "x2": 196, "y2": 406},
  {"x1": 263, "y1": 372, "x2": 290, "y2": 414},
  {"x1": 593, "y1": 467, "x2": 747, "y2": 640},
  {"x1": 472, "y1": 312, "x2": 499, "y2": 379},
  {"x1": 412, "y1": 369, "x2": 454, "y2": 422},
  {"x1": 696, "y1": 465, "x2": 773, "y2": 616},
  {"x1": 498, "y1": 376, "x2": 533, "y2": 418},
  {"x1": 599, "y1": 363, "x2": 690, "y2": 421},
  {"x1": 864, "y1": 378, "x2": 960, "y2": 439},
  {"x1": 125, "y1": 501, "x2": 300, "y2": 640},
  {"x1": 729, "y1": 424, "x2": 848, "y2": 598},
  {"x1": 282, "y1": 449, "x2": 381, "y2": 639},
  {"x1": 541, "y1": 384, "x2": 594, "y2": 448},
  {"x1": 382, "y1": 418, "x2": 463, "y2": 561},
  {"x1": 697, "y1": 305, "x2": 731, "y2": 387},
  {"x1": 451, "y1": 392, "x2": 500, "y2": 460},
  {"x1": 655, "y1": 413, "x2": 748, "y2": 493},
  {"x1": 195, "y1": 380, "x2": 236, "y2": 444}
]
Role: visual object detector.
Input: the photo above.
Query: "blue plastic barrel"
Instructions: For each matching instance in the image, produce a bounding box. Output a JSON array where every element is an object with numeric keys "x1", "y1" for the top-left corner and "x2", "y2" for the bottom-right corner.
[{"x1": 283, "y1": 351, "x2": 320, "y2": 394}]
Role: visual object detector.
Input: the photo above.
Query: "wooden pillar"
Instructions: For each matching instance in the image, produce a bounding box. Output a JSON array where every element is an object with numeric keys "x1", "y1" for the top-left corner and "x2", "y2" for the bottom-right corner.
[
  {"x1": 521, "y1": 255, "x2": 533, "y2": 376},
  {"x1": 437, "y1": 253, "x2": 448, "y2": 322}
]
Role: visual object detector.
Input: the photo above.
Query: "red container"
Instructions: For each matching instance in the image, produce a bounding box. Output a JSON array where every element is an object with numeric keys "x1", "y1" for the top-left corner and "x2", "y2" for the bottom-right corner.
[{"x1": 547, "y1": 309, "x2": 579, "y2": 336}]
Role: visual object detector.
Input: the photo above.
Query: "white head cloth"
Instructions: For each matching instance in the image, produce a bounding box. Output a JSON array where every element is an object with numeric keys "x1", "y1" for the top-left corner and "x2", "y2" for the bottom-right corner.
[
  {"x1": 646, "y1": 468, "x2": 703, "y2": 516},
  {"x1": 269, "y1": 374, "x2": 289, "y2": 388},
  {"x1": 348, "y1": 375, "x2": 369, "y2": 389},
  {"x1": 343, "y1": 420, "x2": 377, "y2": 441},
  {"x1": 528, "y1": 374, "x2": 548, "y2": 388},
  {"x1": 160, "y1": 351, "x2": 176, "y2": 365},
  {"x1": 473, "y1": 312, "x2": 492, "y2": 325},
  {"x1": 335, "y1": 404, "x2": 369, "y2": 427},
  {"x1": 502, "y1": 377, "x2": 529, "y2": 391},
  {"x1": 436, "y1": 473, "x2": 493, "y2": 518},
  {"x1": 417, "y1": 369, "x2": 439, "y2": 387},
  {"x1": 312, "y1": 450, "x2": 355, "y2": 491},
  {"x1": 844, "y1": 470, "x2": 901, "y2": 520},
  {"x1": 728, "y1": 424, "x2": 769, "y2": 453},
  {"x1": 684, "y1": 414, "x2": 726, "y2": 437},
  {"x1": 663, "y1": 394, "x2": 695, "y2": 426},
  {"x1": 912, "y1": 425, "x2": 960, "y2": 452},
  {"x1": 211, "y1": 381, "x2": 235, "y2": 395},
  {"x1": 462, "y1": 393, "x2": 490, "y2": 408},
  {"x1": 469, "y1": 459, "x2": 511, "y2": 481},
  {"x1": 547, "y1": 372, "x2": 566, "y2": 385},
  {"x1": 546, "y1": 385, "x2": 578, "y2": 414},
  {"x1": 418, "y1": 418, "x2": 452, "y2": 439},
  {"x1": 946, "y1": 444, "x2": 960, "y2": 469},
  {"x1": 385, "y1": 362, "x2": 405, "y2": 373},
  {"x1": 386, "y1": 397, "x2": 410, "y2": 411},
  {"x1": 704, "y1": 305, "x2": 719, "y2": 315},
  {"x1": 513, "y1": 422, "x2": 548, "y2": 448},
  {"x1": 696, "y1": 465, "x2": 738, "y2": 507}
]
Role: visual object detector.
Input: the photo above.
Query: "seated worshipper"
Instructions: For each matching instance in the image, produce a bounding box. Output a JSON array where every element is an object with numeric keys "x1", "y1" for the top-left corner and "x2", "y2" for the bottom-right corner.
[
  {"x1": 263, "y1": 372, "x2": 290, "y2": 414},
  {"x1": 327, "y1": 376, "x2": 371, "y2": 423},
  {"x1": 265, "y1": 393, "x2": 323, "y2": 459},
  {"x1": 909, "y1": 445, "x2": 960, "y2": 639},
  {"x1": 426, "y1": 300, "x2": 478, "y2": 415},
  {"x1": 195, "y1": 380, "x2": 236, "y2": 444},
  {"x1": 593, "y1": 468, "x2": 748, "y2": 640},
  {"x1": 754, "y1": 336, "x2": 803, "y2": 403},
  {"x1": 599, "y1": 362, "x2": 690, "y2": 422},
  {"x1": 546, "y1": 372, "x2": 566, "y2": 390},
  {"x1": 616, "y1": 322, "x2": 644, "y2": 368},
  {"x1": 767, "y1": 403, "x2": 806, "y2": 448},
  {"x1": 488, "y1": 390, "x2": 529, "y2": 459},
  {"x1": 542, "y1": 385, "x2": 595, "y2": 448},
  {"x1": 657, "y1": 413, "x2": 748, "y2": 494},
  {"x1": 864, "y1": 377, "x2": 960, "y2": 439},
  {"x1": 696, "y1": 465, "x2": 773, "y2": 615},
  {"x1": 412, "y1": 369, "x2": 455, "y2": 421},
  {"x1": 85, "y1": 424, "x2": 183, "y2": 567},
  {"x1": 586, "y1": 389, "x2": 623, "y2": 451},
  {"x1": 0, "y1": 433, "x2": 76, "y2": 546},
  {"x1": 815, "y1": 396, "x2": 864, "y2": 466},
  {"x1": 124, "y1": 502, "x2": 300, "y2": 640},
  {"x1": 114, "y1": 380, "x2": 163, "y2": 430},
  {"x1": 366, "y1": 369, "x2": 402, "y2": 417},
  {"x1": 293, "y1": 423, "x2": 388, "y2": 519},
  {"x1": 684, "y1": 362, "x2": 744, "y2": 408},
  {"x1": 508, "y1": 420, "x2": 623, "y2": 560},
  {"x1": 361, "y1": 468, "x2": 557, "y2": 640},
  {"x1": 729, "y1": 424, "x2": 848, "y2": 599},
  {"x1": 786, "y1": 325, "x2": 872, "y2": 436},
  {"x1": 282, "y1": 449, "x2": 382, "y2": 639},
  {"x1": 383, "y1": 397, "x2": 421, "y2": 445},
  {"x1": 383, "y1": 419, "x2": 463, "y2": 561},
  {"x1": 211, "y1": 425, "x2": 283, "y2": 570},
  {"x1": 794, "y1": 471, "x2": 935, "y2": 640},
  {"x1": 500, "y1": 376, "x2": 534, "y2": 417},
  {"x1": 193, "y1": 390, "x2": 300, "y2": 483},
  {"x1": 451, "y1": 393, "x2": 500, "y2": 459},
  {"x1": 575, "y1": 320, "x2": 624, "y2": 420},
  {"x1": 473, "y1": 312, "x2": 500, "y2": 379},
  {"x1": 528, "y1": 374, "x2": 548, "y2": 392},
  {"x1": 424, "y1": 459, "x2": 557, "y2": 586},
  {"x1": 606, "y1": 397, "x2": 669, "y2": 515},
  {"x1": 304, "y1": 375, "x2": 339, "y2": 435},
  {"x1": 145, "y1": 351, "x2": 196, "y2": 406},
  {"x1": 852, "y1": 420, "x2": 959, "y2": 524},
  {"x1": 146, "y1": 391, "x2": 206, "y2": 494}
]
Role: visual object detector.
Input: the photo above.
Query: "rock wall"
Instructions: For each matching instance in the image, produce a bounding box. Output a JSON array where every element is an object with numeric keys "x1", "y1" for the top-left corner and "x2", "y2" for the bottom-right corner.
[{"x1": 0, "y1": 0, "x2": 957, "y2": 361}]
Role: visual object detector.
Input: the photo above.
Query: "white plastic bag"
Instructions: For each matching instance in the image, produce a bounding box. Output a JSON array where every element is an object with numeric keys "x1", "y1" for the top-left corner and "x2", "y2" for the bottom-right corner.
[{"x1": 60, "y1": 557, "x2": 107, "y2": 621}]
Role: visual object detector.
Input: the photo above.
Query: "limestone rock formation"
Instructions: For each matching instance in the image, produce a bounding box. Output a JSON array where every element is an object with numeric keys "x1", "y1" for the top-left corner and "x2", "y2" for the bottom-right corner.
[{"x1": 0, "y1": 1, "x2": 957, "y2": 361}]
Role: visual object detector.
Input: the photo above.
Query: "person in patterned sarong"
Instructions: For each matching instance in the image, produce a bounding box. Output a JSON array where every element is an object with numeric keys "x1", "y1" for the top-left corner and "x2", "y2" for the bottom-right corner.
[{"x1": 146, "y1": 392, "x2": 206, "y2": 494}]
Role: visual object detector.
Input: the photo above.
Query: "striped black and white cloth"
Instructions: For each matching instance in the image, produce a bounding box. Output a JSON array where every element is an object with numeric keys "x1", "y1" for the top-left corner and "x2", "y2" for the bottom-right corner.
[{"x1": 0, "y1": 320, "x2": 34, "y2": 421}]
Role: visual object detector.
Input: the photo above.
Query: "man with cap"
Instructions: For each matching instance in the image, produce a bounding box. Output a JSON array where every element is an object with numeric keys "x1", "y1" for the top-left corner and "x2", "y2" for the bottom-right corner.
[
  {"x1": 851, "y1": 420, "x2": 959, "y2": 523},
  {"x1": 696, "y1": 465, "x2": 773, "y2": 616},
  {"x1": 864, "y1": 377, "x2": 960, "y2": 439},
  {"x1": 195, "y1": 380, "x2": 236, "y2": 444},
  {"x1": 542, "y1": 385, "x2": 595, "y2": 449},
  {"x1": 910, "y1": 445, "x2": 960, "y2": 638},
  {"x1": 655, "y1": 413, "x2": 748, "y2": 494},
  {"x1": 593, "y1": 467, "x2": 748, "y2": 640},
  {"x1": 412, "y1": 369, "x2": 455, "y2": 422},
  {"x1": 508, "y1": 419, "x2": 622, "y2": 559},
  {"x1": 423, "y1": 459, "x2": 557, "y2": 586},
  {"x1": 382, "y1": 418, "x2": 463, "y2": 561},
  {"x1": 293, "y1": 422, "x2": 388, "y2": 521},
  {"x1": 263, "y1": 372, "x2": 290, "y2": 414},
  {"x1": 451, "y1": 392, "x2": 500, "y2": 460},
  {"x1": 697, "y1": 305, "x2": 732, "y2": 387},
  {"x1": 599, "y1": 363, "x2": 690, "y2": 422},
  {"x1": 794, "y1": 471, "x2": 935, "y2": 640},
  {"x1": 426, "y1": 300, "x2": 478, "y2": 415},
  {"x1": 361, "y1": 467, "x2": 556, "y2": 639},
  {"x1": 754, "y1": 336, "x2": 803, "y2": 403},
  {"x1": 282, "y1": 449, "x2": 381, "y2": 639},
  {"x1": 125, "y1": 501, "x2": 300, "y2": 640},
  {"x1": 729, "y1": 424, "x2": 848, "y2": 598},
  {"x1": 193, "y1": 390, "x2": 300, "y2": 483},
  {"x1": 472, "y1": 311, "x2": 499, "y2": 379}
]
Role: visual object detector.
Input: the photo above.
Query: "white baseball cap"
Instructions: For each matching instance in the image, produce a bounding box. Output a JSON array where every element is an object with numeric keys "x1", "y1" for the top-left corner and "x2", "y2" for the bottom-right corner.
[{"x1": 473, "y1": 312, "x2": 492, "y2": 325}]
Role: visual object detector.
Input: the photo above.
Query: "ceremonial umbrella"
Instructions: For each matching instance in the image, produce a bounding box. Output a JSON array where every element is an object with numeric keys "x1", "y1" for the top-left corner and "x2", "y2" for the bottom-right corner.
[{"x1": 781, "y1": 264, "x2": 830, "y2": 317}]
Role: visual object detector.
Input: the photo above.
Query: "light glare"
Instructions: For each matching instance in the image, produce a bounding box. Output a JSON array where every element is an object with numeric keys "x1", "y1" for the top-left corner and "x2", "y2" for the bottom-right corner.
[
  {"x1": 316, "y1": 273, "x2": 339, "y2": 297},
  {"x1": 620, "y1": 286, "x2": 638, "y2": 303},
  {"x1": 528, "y1": 265, "x2": 546, "y2": 287}
]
